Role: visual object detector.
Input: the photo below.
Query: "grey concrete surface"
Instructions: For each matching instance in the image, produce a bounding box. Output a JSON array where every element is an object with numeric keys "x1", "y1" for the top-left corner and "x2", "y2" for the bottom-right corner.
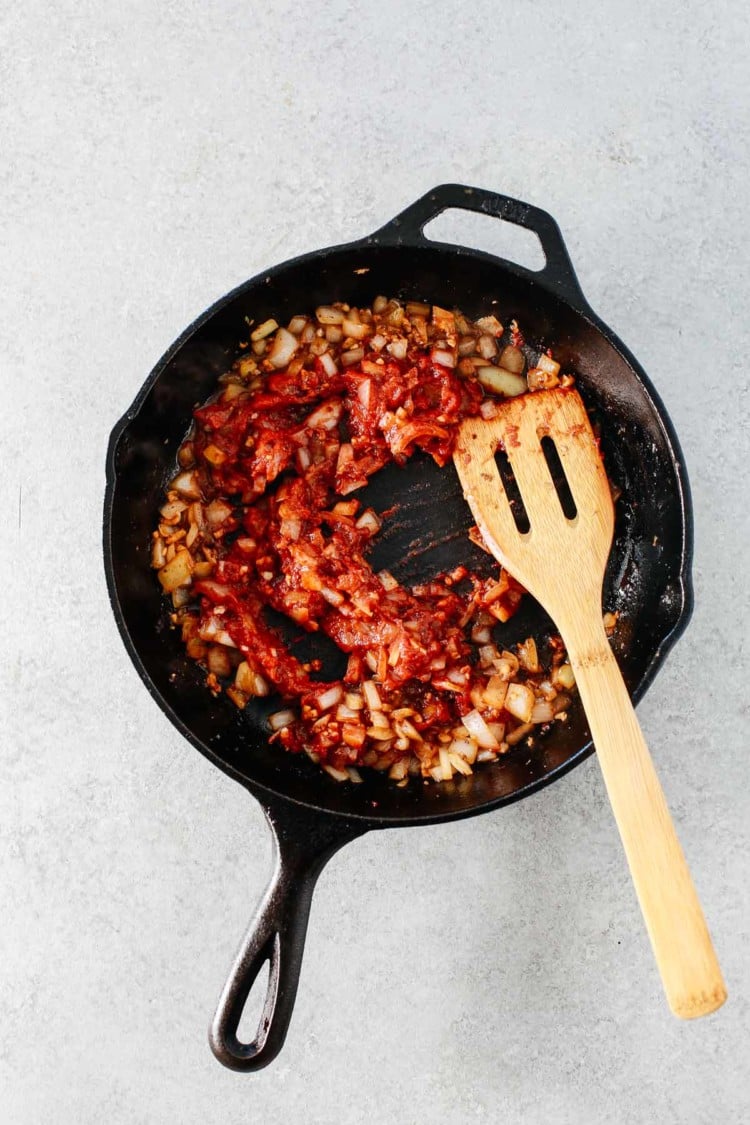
[{"x1": 2, "y1": 1, "x2": 749, "y2": 1122}]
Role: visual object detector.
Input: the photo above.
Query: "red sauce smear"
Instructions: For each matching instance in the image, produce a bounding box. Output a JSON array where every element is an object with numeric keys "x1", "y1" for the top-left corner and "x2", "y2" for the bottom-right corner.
[{"x1": 187, "y1": 347, "x2": 527, "y2": 770}]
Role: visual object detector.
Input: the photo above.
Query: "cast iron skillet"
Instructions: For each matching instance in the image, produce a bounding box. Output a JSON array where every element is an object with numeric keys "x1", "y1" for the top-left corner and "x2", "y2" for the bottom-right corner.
[{"x1": 103, "y1": 184, "x2": 693, "y2": 1071}]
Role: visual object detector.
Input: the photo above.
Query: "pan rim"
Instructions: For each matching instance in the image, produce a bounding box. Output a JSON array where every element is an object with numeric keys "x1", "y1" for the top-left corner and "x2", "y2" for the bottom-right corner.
[{"x1": 103, "y1": 235, "x2": 693, "y2": 828}]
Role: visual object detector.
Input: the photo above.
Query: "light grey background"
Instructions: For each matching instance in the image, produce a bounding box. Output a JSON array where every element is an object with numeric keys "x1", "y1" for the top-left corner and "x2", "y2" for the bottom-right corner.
[{"x1": 2, "y1": 1, "x2": 749, "y2": 1122}]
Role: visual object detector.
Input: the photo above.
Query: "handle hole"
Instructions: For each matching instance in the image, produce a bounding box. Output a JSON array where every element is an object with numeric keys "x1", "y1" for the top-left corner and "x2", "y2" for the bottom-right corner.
[
  {"x1": 539, "y1": 435, "x2": 578, "y2": 520},
  {"x1": 423, "y1": 209, "x2": 546, "y2": 272},
  {"x1": 494, "y1": 448, "x2": 530, "y2": 533},
  {"x1": 236, "y1": 958, "x2": 271, "y2": 1045}
]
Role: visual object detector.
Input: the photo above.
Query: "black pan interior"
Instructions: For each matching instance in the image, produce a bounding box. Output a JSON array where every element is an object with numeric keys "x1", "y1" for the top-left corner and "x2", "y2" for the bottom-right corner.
[{"x1": 106, "y1": 240, "x2": 691, "y2": 825}]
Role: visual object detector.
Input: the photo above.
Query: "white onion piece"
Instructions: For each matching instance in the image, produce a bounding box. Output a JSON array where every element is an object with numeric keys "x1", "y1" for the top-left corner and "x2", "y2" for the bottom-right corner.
[
  {"x1": 362, "y1": 680, "x2": 382, "y2": 711},
  {"x1": 205, "y1": 499, "x2": 233, "y2": 528},
  {"x1": 431, "y1": 347, "x2": 456, "y2": 368},
  {"x1": 487, "y1": 721, "x2": 506, "y2": 744},
  {"x1": 475, "y1": 315, "x2": 503, "y2": 337},
  {"x1": 342, "y1": 317, "x2": 369, "y2": 340},
  {"x1": 355, "y1": 508, "x2": 381, "y2": 534},
  {"x1": 499, "y1": 344, "x2": 525, "y2": 374},
  {"x1": 471, "y1": 624, "x2": 492, "y2": 645},
  {"x1": 336, "y1": 704, "x2": 360, "y2": 722},
  {"x1": 357, "y1": 378, "x2": 372, "y2": 409},
  {"x1": 306, "y1": 400, "x2": 342, "y2": 430},
  {"x1": 446, "y1": 667, "x2": 468, "y2": 686},
  {"x1": 319, "y1": 351, "x2": 338, "y2": 377},
  {"x1": 477, "y1": 334, "x2": 498, "y2": 360},
  {"x1": 461, "y1": 709, "x2": 500, "y2": 749},
  {"x1": 323, "y1": 764, "x2": 350, "y2": 782},
  {"x1": 316, "y1": 685, "x2": 343, "y2": 711},
  {"x1": 377, "y1": 569, "x2": 398, "y2": 591},
  {"x1": 483, "y1": 675, "x2": 509, "y2": 709},
  {"x1": 449, "y1": 737, "x2": 477, "y2": 764},
  {"x1": 536, "y1": 353, "x2": 560, "y2": 377},
  {"x1": 341, "y1": 346, "x2": 364, "y2": 366},
  {"x1": 269, "y1": 709, "x2": 296, "y2": 731},
  {"x1": 250, "y1": 318, "x2": 278, "y2": 342},
  {"x1": 172, "y1": 470, "x2": 201, "y2": 500},
  {"x1": 476, "y1": 366, "x2": 527, "y2": 397},
  {"x1": 280, "y1": 517, "x2": 301, "y2": 541},
  {"x1": 387, "y1": 338, "x2": 407, "y2": 360},
  {"x1": 316, "y1": 306, "x2": 344, "y2": 325},
  {"x1": 554, "y1": 663, "x2": 576, "y2": 690},
  {"x1": 505, "y1": 682, "x2": 535, "y2": 723},
  {"x1": 370, "y1": 333, "x2": 386, "y2": 352},
  {"x1": 268, "y1": 327, "x2": 298, "y2": 369},
  {"x1": 287, "y1": 315, "x2": 308, "y2": 335},
  {"x1": 531, "y1": 699, "x2": 555, "y2": 724}
]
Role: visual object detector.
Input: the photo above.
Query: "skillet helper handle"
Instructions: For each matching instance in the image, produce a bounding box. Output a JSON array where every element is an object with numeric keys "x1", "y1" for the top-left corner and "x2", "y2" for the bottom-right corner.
[
  {"x1": 370, "y1": 183, "x2": 588, "y2": 307},
  {"x1": 209, "y1": 802, "x2": 365, "y2": 1071},
  {"x1": 563, "y1": 617, "x2": 727, "y2": 1019}
]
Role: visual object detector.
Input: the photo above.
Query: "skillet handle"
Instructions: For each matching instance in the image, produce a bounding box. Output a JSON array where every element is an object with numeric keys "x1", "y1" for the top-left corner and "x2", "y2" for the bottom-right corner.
[
  {"x1": 209, "y1": 799, "x2": 366, "y2": 1071},
  {"x1": 370, "y1": 183, "x2": 588, "y2": 308}
]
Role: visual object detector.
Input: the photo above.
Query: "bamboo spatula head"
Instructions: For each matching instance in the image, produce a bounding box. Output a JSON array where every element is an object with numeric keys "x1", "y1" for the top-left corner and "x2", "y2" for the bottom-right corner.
[{"x1": 454, "y1": 388, "x2": 615, "y2": 627}]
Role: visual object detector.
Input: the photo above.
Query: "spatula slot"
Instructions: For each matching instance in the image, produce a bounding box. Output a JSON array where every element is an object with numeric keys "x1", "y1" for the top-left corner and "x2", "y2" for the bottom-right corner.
[
  {"x1": 494, "y1": 447, "x2": 531, "y2": 534},
  {"x1": 539, "y1": 435, "x2": 578, "y2": 521}
]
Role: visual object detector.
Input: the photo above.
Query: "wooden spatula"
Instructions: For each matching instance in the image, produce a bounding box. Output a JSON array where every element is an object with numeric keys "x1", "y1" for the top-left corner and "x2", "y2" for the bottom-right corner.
[{"x1": 454, "y1": 387, "x2": 726, "y2": 1019}]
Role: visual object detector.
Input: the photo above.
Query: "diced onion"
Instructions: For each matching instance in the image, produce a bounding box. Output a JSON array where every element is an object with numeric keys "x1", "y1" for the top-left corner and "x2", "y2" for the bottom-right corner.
[
  {"x1": 341, "y1": 346, "x2": 365, "y2": 366},
  {"x1": 446, "y1": 667, "x2": 468, "y2": 686},
  {"x1": 323, "y1": 764, "x2": 351, "y2": 782},
  {"x1": 449, "y1": 737, "x2": 478, "y2": 764},
  {"x1": 269, "y1": 709, "x2": 296, "y2": 731},
  {"x1": 205, "y1": 499, "x2": 233, "y2": 528},
  {"x1": 316, "y1": 685, "x2": 343, "y2": 711},
  {"x1": 316, "y1": 306, "x2": 344, "y2": 325},
  {"x1": 499, "y1": 344, "x2": 525, "y2": 374},
  {"x1": 386, "y1": 338, "x2": 407, "y2": 360},
  {"x1": 377, "y1": 569, "x2": 398, "y2": 591},
  {"x1": 483, "y1": 675, "x2": 509, "y2": 709},
  {"x1": 342, "y1": 317, "x2": 369, "y2": 340},
  {"x1": 476, "y1": 366, "x2": 527, "y2": 397},
  {"x1": 319, "y1": 351, "x2": 338, "y2": 377},
  {"x1": 477, "y1": 334, "x2": 498, "y2": 360},
  {"x1": 461, "y1": 709, "x2": 500, "y2": 749},
  {"x1": 306, "y1": 400, "x2": 342, "y2": 431},
  {"x1": 431, "y1": 347, "x2": 456, "y2": 369},
  {"x1": 537, "y1": 352, "x2": 560, "y2": 377},
  {"x1": 158, "y1": 549, "x2": 194, "y2": 593},
  {"x1": 268, "y1": 327, "x2": 298, "y2": 369},
  {"x1": 505, "y1": 682, "x2": 535, "y2": 723},
  {"x1": 517, "y1": 637, "x2": 540, "y2": 673},
  {"x1": 355, "y1": 508, "x2": 381, "y2": 534},
  {"x1": 475, "y1": 315, "x2": 503, "y2": 336},
  {"x1": 362, "y1": 680, "x2": 382, "y2": 711},
  {"x1": 554, "y1": 663, "x2": 576, "y2": 690},
  {"x1": 172, "y1": 471, "x2": 201, "y2": 500},
  {"x1": 250, "y1": 318, "x2": 278, "y2": 342},
  {"x1": 280, "y1": 517, "x2": 301, "y2": 540},
  {"x1": 531, "y1": 699, "x2": 555, "y2": 724}
]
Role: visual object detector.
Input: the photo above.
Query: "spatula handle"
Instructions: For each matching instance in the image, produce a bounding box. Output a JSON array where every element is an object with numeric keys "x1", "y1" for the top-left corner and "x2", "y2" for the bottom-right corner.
[{"x1": 564, "y1": 623, "x2": 726, "y2": 1019}]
